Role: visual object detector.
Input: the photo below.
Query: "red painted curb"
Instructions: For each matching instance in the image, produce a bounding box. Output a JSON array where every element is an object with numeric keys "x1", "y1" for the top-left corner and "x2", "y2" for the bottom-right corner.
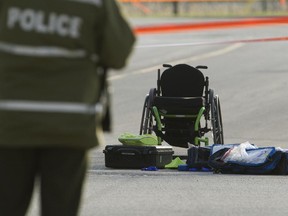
[{"x1": 134, "y1": 17, "x2": 288, "y2": 34}]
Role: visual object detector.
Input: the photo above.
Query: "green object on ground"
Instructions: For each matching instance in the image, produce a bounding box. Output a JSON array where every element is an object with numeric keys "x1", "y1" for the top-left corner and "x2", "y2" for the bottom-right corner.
[
  {"x1": 165, "y1": 157, "x2": 185, "y2": 169},
  {"x1": 118, "y1": 133, "x2": 158, "y2": 146}
]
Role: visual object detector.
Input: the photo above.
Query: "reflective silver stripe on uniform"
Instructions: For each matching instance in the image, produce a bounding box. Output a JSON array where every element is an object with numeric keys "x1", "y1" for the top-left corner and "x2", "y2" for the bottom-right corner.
[
  {"x1": 67, "y1": 0, "x2": 102, "y2": 6},
  {"x1": 0, "y1": 41, "x2": 86, "y2": 58},
  {"x1": 0, "y1": 100, "x2": 102, "y2": 114}
]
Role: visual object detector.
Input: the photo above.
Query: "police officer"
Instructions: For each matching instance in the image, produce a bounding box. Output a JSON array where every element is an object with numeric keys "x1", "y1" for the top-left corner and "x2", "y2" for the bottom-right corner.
[{"x1": 0, "y1": 0, "x2": 135, "y2": 215}]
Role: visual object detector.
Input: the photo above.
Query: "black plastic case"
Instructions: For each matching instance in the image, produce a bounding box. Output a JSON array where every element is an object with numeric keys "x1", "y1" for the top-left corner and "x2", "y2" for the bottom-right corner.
[{"x1": 103, "y1": 145, "x2": 174, "y2": 169}]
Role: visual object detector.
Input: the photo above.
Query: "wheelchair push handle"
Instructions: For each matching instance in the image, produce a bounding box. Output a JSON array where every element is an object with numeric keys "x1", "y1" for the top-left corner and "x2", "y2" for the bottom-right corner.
[
  {"x1": 163, "y1": 64, "x2": 172, "y2": 68},
  {"x1": 196, "y1": 65, "x2": 208, "y2": 70},
  {"x1": 163, "y1": 64, "x2": 208, "y2": 70}
]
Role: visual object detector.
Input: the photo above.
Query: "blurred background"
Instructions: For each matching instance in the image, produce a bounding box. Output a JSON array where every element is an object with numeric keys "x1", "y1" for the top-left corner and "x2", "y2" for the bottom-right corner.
[{"x1": 118, "y1": 0, "x2": 287, "y2": 17}]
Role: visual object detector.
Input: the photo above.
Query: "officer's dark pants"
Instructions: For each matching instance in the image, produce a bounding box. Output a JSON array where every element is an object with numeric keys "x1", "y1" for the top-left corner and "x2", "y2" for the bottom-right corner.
[{"x1": 0, "y1": 148, "x2": 88, "y2": 216}]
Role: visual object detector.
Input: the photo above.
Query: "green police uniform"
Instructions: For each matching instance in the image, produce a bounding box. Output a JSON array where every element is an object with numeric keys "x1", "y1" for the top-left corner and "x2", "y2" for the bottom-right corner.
[
  {"x1": 0, "y1": 0, "x2": 135, "y2": 149},
  {"x1": 0, "y1": 1, "x2": 135, "y2": 215}
]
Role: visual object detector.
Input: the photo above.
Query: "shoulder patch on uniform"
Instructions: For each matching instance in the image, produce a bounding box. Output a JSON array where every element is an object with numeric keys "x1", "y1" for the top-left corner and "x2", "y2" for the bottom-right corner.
[{"x1": 67, "y1": 0, "x2": 102, "y2": 7}]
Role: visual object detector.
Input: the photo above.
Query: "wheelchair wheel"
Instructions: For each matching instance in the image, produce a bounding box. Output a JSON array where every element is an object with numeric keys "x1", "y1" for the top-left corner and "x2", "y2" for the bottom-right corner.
[
  {"x1": 139, "y1": 89, "x2": 156, "y2": 135},
  {"x1": 210, "y1": 90, "x2": 224, "y2": 144}
]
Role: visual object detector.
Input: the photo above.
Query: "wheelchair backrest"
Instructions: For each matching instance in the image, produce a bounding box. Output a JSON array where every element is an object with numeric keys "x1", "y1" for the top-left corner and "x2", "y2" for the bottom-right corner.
[{"x1": 160, "y1": 64, "x2": 205, "y2": 97}]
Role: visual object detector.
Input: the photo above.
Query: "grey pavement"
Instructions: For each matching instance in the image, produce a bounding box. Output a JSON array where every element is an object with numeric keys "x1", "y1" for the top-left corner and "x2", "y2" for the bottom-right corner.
[{"x1": 28, "y1": 19, "x2": 288, "y2": 216}]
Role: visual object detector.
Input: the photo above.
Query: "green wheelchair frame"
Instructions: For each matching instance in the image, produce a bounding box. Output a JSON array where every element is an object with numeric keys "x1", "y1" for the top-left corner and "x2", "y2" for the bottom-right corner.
[{"x1": 152, "y1": 106, "x2": 209, "y2": 145}]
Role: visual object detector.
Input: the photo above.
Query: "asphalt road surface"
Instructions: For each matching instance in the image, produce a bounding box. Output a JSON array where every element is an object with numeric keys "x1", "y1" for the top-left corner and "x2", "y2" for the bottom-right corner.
[{"x1": 28, "y1": 18, "x2": 288, "y2": 216}]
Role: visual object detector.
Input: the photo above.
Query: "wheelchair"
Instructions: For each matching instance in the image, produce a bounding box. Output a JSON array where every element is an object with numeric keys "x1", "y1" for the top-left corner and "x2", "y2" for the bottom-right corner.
[{"x1": 139, "y1": 63, "x2": 224, "y2": 148}]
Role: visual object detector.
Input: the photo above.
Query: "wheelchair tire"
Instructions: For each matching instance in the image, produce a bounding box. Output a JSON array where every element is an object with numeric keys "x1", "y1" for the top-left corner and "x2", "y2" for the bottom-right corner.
[
  {"x1": 140, "y1": 96, "x2": 150, "y2": 134},
  {"x1": 139, "y1": 89, "x2": 156, "y2": 135},
  {"x1": 210, "y1": 91, "x2": 224, "y2": 144}
]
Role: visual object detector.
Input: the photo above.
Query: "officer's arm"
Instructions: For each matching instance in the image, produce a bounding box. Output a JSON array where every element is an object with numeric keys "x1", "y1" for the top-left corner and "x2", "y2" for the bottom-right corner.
[{"x1": 99, "y1": 0, "x2": 136, "y2": 69}]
